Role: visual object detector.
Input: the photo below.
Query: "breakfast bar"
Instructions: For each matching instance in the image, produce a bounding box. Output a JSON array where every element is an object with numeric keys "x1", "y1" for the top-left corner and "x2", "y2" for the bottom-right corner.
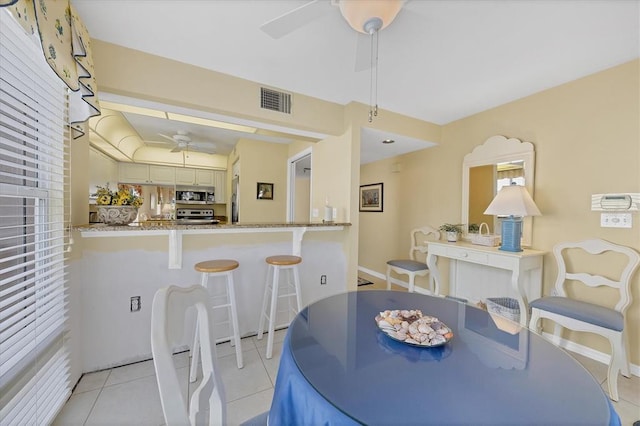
[{"x1": 73, "y1": 221, "x2": 351, "y2": 372}]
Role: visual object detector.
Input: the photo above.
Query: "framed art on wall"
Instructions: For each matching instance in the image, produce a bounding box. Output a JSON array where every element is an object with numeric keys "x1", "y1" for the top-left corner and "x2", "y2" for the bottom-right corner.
[
  {"x1": 257, "y1": 182, "x2": 274, "y2": 200},
  {"x1": 359, "y1": 182, "x2": 383, "y2": 212}
]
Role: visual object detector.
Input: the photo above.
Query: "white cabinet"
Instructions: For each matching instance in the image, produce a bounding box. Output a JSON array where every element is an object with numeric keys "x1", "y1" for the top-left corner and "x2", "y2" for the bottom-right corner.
[
  {"x1": 175, "y1": 168, "x2": 196, "y2": 185},
  {"x1": 89, "y1": 148, "x2": 118, "y2": 195},
  {"x1": 118, "y1": 163, "x2": 149, "y2": 184},
  {"x1": 148, "y1": 165, "x2": 175, "y2": 184},
  {"x1": 119, "y1": 163, "x2": 175, "y2": 184},
  {"x1": 195, "y1": 169, "x2": 214, "y2": 186},
  {"x1": 214, "y1": 170, "x2": 226, "y2": 203},
  {"x1": 175, "y1": 168, "x2": 215, "y2": 186}
]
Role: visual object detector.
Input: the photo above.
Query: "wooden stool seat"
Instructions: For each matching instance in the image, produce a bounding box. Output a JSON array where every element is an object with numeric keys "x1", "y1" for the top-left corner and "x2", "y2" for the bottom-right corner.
[
  {"x1": 190, "y1": 258, "x2": 243, "y2": 380},
  {"x1": 266, "y1": 255, "x2": 302, "y2": 266},
  {"x1": 195, "y1": 259, "x2": 239, "y2": 273}
]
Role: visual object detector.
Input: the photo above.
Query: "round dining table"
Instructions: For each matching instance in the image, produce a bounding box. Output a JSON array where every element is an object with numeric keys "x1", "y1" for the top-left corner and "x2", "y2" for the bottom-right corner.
[{"x1": 268, "y1": 290, "x2": 619, "y2": 425}]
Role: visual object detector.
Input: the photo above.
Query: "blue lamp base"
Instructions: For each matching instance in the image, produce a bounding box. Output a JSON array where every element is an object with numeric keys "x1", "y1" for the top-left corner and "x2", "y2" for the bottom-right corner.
[{"x1": 499, "y1": 216, "x2": 523, "y2": 252}]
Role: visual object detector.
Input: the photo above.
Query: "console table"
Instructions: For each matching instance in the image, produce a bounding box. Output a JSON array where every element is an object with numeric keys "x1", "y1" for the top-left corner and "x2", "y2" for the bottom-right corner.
[{"x1": 426, "y1": 241, "x2": 545, "y2": 325}]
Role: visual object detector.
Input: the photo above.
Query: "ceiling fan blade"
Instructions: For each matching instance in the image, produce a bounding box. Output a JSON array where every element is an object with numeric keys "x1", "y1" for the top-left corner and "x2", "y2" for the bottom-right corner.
[
  {"x1": 170, "y1": 146, "x2": 182, "y2": 153},
  {"x1": 158, "y1": 133, "x2": 175, "y2": 142},
  {"x1": 354, "y1": 32, "x2": 371, "y2": 72},
  {"x1": 260, "y1": 0, "x2": 331, "y2": 39}
]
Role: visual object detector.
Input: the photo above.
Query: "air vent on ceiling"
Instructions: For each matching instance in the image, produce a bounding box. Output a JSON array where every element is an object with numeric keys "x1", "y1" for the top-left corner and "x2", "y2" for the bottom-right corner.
[{"x1": 260, "y1": 87, "x2": 291, "y2": 114}]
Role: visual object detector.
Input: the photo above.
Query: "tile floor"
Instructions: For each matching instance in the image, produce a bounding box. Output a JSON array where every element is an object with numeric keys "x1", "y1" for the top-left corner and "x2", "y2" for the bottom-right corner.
[{"x1": 55, "y1": 275, "x2": 639, "y2": 425}]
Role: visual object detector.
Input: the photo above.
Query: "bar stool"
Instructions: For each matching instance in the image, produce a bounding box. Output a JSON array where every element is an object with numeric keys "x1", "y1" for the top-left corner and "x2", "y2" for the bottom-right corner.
[
  {"x1": 190, "y1": 259, "x2": 242, "y2": 382},
  {"x1": 257, "y1": 255, "x2": 302, "y2": 359}
]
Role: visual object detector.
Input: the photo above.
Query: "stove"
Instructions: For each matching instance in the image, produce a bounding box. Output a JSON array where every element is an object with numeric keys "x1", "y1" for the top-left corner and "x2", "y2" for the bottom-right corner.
[{"x1": 175, "y1": 208, "x2": 219, "y2": 224}]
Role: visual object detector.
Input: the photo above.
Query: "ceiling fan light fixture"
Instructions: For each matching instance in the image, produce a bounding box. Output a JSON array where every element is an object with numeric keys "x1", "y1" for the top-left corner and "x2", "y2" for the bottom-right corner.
[{"x1": 338, "y1": 0, "x2": 404, "y2": 34}]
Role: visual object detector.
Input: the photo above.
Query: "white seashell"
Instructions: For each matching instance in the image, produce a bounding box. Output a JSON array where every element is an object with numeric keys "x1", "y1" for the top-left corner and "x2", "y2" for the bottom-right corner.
[
  {"x1": 378, "y1": 320, "x2": 393, "y2": 329},
  {"x1": 405, "y1": 338, "x2": 419, "y2": 345},
  {"x1": 395, "y1": 330, "x2": 407, "y2": 340},
  {"x1": 431, "y1": 335, "x2": 446, "y2": 345},
  {"x1": 428, "y1": 332, "x2": 437, "y2": 340},
  {"x1": 401, "y1": 321, "x2": 409, "y2": 329},
  {"x1": 408, "y1": 323, "x2": 419, "y2": 335},
  {"x1": 418, "y1": 324, "x2": 433, "y2": 334},
  {"x1": 436, "y1": 327, "x2": 450, "y2": 335}
]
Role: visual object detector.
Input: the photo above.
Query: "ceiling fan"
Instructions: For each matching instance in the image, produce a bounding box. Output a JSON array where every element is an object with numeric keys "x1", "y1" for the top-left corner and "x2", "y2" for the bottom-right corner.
[
  {"x1": 154, "y1": 131, "x2": 217, "y2": 154},
  {"x1": 261, "y1": 0, "x2": 406, "y2": 121}
]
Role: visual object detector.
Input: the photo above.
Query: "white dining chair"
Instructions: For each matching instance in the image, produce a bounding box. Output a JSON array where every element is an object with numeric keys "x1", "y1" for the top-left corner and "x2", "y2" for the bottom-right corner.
[
  {"x1": 529, "y1": 239, "x2": 640, "y2": 401},
  {"x1": 151, "y1": 285, "x2": 227, "y2": 425},
  {"x1": 151, "y1": 285, "x2": 269, "y2": 425},
  {"x1": 386, "y1": 226, "x2": 440, "y2": 293}
]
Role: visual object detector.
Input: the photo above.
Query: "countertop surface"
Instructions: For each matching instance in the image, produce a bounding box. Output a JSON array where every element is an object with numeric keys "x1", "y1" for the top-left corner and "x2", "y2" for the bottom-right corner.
[{"x1": 75, "y1": 221, "x2": 351, "y2": 232}]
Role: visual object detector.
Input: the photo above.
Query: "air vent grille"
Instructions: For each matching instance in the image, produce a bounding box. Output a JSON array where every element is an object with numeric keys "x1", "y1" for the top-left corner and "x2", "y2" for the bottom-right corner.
[{"x1": 260, "y1": 87, "x2": 291, "y2": 114}]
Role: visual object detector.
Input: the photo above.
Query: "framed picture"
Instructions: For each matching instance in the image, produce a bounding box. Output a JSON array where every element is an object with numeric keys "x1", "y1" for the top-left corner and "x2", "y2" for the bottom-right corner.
[
  {"x1": 359, "y1": 182, "x2": 383, "y2": 212},
  {"x1": 257, "y1": 182, "x2": 274, "y2": 200}
]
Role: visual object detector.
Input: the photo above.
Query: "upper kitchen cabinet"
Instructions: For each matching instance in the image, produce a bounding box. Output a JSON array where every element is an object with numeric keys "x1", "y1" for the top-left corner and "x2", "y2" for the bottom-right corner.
[
  {"x1": 175, "y1": 168, "x2": 215, "y2": 186},
  {"x1": 119, "y1": 163, "x2": 175, "y2": 185},
  {"x1": 214, "y1": 171, "x2": 226, "y2": 203},
  {"x1": 89, "y1": 148, "x2": 118, "y2": 195}
]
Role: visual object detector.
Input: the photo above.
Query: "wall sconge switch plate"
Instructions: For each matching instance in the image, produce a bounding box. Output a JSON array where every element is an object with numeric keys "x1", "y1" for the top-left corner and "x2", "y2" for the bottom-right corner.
[{"x1": 600, "y1": 213, "x2": 632, "y2": 228}]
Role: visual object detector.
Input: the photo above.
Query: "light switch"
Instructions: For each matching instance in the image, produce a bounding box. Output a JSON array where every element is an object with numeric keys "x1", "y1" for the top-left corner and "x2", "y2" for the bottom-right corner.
[
  {"x1": 312, "y1": 208, "x2": 319, "y2": 218},
  {"x1": 600, "y1": 213, "x2": 632, "y2": 228}
]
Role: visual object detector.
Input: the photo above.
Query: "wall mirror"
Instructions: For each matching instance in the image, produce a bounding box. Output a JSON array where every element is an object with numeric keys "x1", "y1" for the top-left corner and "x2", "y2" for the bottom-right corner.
[{"x1": 461, "y1": 135, "x2": 536, "y2": 247}]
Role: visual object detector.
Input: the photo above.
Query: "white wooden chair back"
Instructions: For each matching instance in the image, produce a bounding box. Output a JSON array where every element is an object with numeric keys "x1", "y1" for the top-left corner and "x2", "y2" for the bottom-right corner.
[
  {"x1": 151, "y1": 285, "x2": 226, "y2": 426},
  {"x1": 553, "y1": 239, "x2": 640, "y2": 314},
  {"x1": 409, "y1": 226, "x2": 440, "y2": 261}
]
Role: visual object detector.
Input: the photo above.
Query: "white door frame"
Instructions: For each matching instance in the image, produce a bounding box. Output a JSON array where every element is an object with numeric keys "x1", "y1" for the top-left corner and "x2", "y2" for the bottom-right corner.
[{"x1": 287, "y1": 148, "x2": 313, "y2": 222}]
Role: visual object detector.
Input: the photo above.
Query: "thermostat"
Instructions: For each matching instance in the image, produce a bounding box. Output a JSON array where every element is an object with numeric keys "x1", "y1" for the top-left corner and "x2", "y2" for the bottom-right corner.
[{"x1": 591, "y1": 193, "x2": 639, "y2": 211}]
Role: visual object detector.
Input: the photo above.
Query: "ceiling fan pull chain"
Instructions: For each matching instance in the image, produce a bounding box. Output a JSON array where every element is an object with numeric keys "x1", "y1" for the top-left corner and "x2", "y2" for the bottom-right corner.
[
  {"x1": 373, "y1": 29, "x2": 379, "y2": 118},
  {"x1": 369, "y1": 29, "x2": 375, "y2": 123}
]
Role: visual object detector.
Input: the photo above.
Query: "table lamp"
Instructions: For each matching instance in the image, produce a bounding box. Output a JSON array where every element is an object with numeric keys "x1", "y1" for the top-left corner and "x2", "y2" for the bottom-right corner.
[{"x1": 484, "y1": 184, "x2": 541, "y2": 252}]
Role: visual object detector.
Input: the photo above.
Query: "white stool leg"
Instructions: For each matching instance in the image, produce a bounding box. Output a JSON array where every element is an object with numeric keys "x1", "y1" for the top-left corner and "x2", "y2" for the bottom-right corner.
[
  {"x1": 266, "y1": 266, "x2": 280, "y2": 359},
  {"x1": 257, "y1": 265, "x2": 272, "y2": 340},
  {"x1": 292, "y1": 265, "x2": 302, "y2": 313},
  {"x1": 190, "y1": 272, "x2": 209, "y2": 382},
  {"x1": 226, "y1": 270, "x2": 243, "y2": 369}
]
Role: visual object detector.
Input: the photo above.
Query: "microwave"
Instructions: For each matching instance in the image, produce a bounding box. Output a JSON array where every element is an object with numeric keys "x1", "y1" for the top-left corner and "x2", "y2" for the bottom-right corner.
[{"x1": 175, "y1": 187, "x2": 215, "y2": 204}]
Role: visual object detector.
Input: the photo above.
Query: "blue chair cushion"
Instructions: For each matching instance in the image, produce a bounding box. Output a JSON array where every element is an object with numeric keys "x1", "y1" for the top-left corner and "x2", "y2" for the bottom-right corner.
[
  {"x1": 530, "y1": 296, "x2": 623, "y2": 331},
  {"x1": 386, "y1": 259, "x2": 428, "y2": 272}
]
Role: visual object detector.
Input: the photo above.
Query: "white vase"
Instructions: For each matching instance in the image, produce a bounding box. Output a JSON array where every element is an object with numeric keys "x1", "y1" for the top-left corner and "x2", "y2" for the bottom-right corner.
[
  {"x1": 446, "y1": 231, "x2": 458, "y2": 242},
  {"x1": 97, "y1": 206, "x2": 138, "y2": 226}
]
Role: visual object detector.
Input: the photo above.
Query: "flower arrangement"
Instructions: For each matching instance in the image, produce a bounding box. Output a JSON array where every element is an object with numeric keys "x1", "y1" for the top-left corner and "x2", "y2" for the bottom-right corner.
[{"x1": 95, "y1": 184, "x2": 143, "y2": 208}]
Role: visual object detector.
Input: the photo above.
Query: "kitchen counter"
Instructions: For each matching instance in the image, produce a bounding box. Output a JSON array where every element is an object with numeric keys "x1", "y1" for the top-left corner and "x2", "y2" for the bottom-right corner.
[
  {"x1": 76, "y1": 221, "x2": 349, "y2": 232},
  {"x1": 76, "y1": 221, "x2": 350, "y2": 269}
]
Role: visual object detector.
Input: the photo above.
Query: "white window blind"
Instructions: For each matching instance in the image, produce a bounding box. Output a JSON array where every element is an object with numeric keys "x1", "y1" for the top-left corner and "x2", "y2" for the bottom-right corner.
[{"x1": 0, "y1": 9, "x2": 71, "y2": 425}]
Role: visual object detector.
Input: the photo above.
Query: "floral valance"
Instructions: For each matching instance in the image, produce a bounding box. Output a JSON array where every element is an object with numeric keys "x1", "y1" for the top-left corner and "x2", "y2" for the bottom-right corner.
[{"x1": 1, "y1": 0, "x2": 101, "y2": 138}]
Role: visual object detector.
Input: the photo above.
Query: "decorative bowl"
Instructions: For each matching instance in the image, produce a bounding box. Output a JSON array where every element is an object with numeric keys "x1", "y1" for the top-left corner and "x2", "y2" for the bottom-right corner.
[{"x1": 97, "y1": 206, "x2": 138, "y2": 226}]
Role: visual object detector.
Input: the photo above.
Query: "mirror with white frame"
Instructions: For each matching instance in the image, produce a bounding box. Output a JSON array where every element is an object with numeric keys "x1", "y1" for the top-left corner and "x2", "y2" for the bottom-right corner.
[{"x1": 461, "y1": 135, "x2": 536, "y2": 247}]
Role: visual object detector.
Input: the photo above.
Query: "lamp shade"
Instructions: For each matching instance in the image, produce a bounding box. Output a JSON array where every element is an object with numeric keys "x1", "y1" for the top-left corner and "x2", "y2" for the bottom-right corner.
[
  {"x1": 339, "y1": 0, "x2": 404, "y2": 33},
  {"x1": 484, "y1": 184, "x2": 541, "y2": 217}
]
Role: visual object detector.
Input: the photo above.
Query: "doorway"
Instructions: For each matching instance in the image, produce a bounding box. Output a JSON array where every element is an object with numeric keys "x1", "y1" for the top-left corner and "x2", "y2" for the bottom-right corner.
[{"x1": 287, "y1": 149, "x2": 312, "y2": 222}]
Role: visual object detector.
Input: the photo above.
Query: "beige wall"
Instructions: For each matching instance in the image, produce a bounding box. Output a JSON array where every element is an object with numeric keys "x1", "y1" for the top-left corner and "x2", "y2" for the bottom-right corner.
[
  {"x1": 92, "y1": 40, "x2": 345, "y2": 137},
  {"x1": 359, "y1": 59, "x2": 640, "y2": 365},
  {"x1": 228, "y1": 139, "x2": 288, "y2": 223}
]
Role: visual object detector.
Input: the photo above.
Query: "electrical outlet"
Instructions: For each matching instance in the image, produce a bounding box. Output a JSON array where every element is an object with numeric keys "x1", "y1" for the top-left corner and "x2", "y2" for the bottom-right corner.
[
  {"x1": 130, "y1": 296, "x2": 141, "y2": 312},
  {"x1": 312, "y1": 208, "x2": 319, "y2": 218},
  {"x1": 320, "y1": 275, "x2": 327, "y2": 285}
]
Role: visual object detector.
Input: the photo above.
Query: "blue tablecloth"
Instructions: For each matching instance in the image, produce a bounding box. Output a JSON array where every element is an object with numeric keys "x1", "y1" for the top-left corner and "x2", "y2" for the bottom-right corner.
[{"x1": 268, "y1": 291, "x2": 621, "y2": 426}]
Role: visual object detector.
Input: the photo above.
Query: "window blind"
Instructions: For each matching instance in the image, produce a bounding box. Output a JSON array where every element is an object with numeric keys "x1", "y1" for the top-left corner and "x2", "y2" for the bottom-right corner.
[{"x1": 0, "y1": 9, "x2": 71, "y2": 425}]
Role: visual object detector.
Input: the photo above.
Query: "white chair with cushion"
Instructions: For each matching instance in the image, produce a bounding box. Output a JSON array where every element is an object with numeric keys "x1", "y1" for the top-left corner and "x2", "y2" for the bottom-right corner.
[
  {"x1": 529, "y1": 239, "x2": 640, "y2": 401},
  {"x1": 386, "y1": 226, "x2": 440, "y2": 293},
  {"x1": 151, "y1": 285, "x2": 268, "y2": 425}
]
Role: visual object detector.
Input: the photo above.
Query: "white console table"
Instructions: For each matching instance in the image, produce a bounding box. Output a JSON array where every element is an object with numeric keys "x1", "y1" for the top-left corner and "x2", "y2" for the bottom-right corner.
[{"x1": 426, "y1": 241, "x2": 545, "y2": 326}]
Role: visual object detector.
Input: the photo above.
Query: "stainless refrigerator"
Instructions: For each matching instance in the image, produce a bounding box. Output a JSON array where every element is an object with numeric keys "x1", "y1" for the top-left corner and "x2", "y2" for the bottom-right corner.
[{"x1": 231, "y1": 175, "x2": 239, "y2": 223}]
